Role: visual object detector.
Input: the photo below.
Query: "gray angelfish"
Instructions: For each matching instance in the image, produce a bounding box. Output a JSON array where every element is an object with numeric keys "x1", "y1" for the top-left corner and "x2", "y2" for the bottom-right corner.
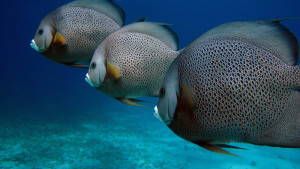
[
  {"x1": 85, "y1": 22, "x2": 181, "y2": 106},
  {"x1": 154, "y1": 19, "x2": 300, "y2": 157},
  {"x1": 30, "y1": 0, "x2": 125, "y2": 68}
]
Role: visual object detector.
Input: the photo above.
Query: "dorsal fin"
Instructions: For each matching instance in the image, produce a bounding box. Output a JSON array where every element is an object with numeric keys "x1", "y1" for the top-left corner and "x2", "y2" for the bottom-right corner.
[
  {"x1": 120, "y1": 22, "x2": 179, "y2": 51},
  {"x1": 196, "y1": 18, "x2": 299, "y2": 65},
  {"x1": 65, "y1": 0, "x2": 125, "y2": 26},
  {"x1": 135, "y1": 17, "x2": 148, "y2": 23}
]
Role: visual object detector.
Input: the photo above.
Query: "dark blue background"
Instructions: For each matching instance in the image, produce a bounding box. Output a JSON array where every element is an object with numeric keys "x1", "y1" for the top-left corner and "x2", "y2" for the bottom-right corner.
[{"x1": 1, "y1": 0, "x2": 299, "y2": 119}]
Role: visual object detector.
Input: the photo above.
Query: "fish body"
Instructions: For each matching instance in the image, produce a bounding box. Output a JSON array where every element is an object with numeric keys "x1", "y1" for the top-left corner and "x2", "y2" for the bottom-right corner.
[
  {"x1": 85, "y1": 22, "x2": 180, "y2": 106},
  {"x1": 30, "y1": 0, "x2": 125, "y2": 67},
  {"x1": 154, "y1": 19, "x2": 300, "y2": 156}
]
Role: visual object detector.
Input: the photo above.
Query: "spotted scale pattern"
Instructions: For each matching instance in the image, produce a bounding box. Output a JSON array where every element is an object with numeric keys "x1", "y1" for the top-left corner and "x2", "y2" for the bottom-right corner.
[
  {"x1": 97, "y1": 32, "x2": 180, "y2": 98},
  {"x1": 169, "y1": 38, "x2": 300, "y2": 147},
  {"x1": 48, "y1": 6, "x2": 121, "y2": 63}
]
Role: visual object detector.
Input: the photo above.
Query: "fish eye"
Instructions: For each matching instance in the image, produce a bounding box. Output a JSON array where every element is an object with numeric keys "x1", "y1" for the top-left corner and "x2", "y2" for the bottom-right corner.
[
  {"x1": 38, "y1": 29, "x2": 43, "y2": 35},
  {"x1": 159, "y1": 88, "x2": 166, "y2": 97},
  {"x1": 90, "y1": 62, "x2": 96, "y2": 70}
]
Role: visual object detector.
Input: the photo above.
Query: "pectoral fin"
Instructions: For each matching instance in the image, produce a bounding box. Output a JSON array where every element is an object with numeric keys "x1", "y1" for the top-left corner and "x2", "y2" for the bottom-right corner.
[
  {"x1": 181, "y1": 80, "x2": 194, "y2": 112},
  {"x1": 193, "y1": 141, "x2": 241, "y2": 157},
  {"x1": 177, "y1": 79, "x2": 195, "y2": 119},
  {"x1": 116, "y1": 98, "x2": 151, "y2": 109},
  {"x1": 105, "y1": 61, "x2": 120, "y2": 80},
  {"x1": 54, "y1": 32, "x2": 66, "y2": 46}
]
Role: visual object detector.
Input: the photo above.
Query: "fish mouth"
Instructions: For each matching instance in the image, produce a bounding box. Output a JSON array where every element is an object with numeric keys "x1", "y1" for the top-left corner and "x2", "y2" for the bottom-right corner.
[
  {"x1": 153, "y1": 106, "x2": 171, "y2": 125},
  {"x1": 153, "y1": 106, "x2": 164, "y2": 122},
  {"x1": 30, "y1": 39, "x2": 46, "y2": 53},
  {"x1": 85, "y1": 73, "x2": 101, "y2": 87}
]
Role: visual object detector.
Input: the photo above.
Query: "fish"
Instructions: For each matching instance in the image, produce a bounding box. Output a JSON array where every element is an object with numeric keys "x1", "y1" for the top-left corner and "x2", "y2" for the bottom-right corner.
[
  {"x1": 154, "y1": 19, "x2": 300, "y2": 157},
  {"x1": 85, "y1": 22, "x2": 181, "y2": 106},
  {"x1": 30, "y1": 0, "x2": 125, "y2": 68}
]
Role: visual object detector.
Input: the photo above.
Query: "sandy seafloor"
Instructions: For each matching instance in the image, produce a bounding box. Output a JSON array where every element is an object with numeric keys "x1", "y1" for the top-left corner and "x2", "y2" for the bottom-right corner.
[{"x1": 1, "y1": 100, "x2": 299, "y2": 169}]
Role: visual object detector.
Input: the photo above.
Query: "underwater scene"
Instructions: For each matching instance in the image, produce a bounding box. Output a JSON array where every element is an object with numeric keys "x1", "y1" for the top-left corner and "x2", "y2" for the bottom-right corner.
[{"x1": 1, "y1": 0, "x2": 300, "y2": 168}]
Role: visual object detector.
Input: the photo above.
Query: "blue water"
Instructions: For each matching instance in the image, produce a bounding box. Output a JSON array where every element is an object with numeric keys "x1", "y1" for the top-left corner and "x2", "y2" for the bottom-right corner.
[{"x1": 1, "y1": 0, "x2": 300, "y2": 168}]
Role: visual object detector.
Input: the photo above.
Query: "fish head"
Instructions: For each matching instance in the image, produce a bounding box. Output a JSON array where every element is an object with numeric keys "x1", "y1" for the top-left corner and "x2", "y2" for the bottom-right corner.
[
  {"x1": 31, "y1": 21, "x2": 55, "y2": 53},
  {"x1": 85, "y1": 49, "x2": 106, "y2": 88},
  {"x1": 154, "y1": 63, "x2": 180, "y2": 125},
  {"x1": 31, "y1": 19, "x2": 66, "y2": 57}
]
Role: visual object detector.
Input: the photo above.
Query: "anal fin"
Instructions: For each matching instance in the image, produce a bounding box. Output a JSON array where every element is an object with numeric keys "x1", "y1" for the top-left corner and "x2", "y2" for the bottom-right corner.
[
  {"x1": 214, "y1": 144, "x2": 247, "y2": 150},
  {"x1": 127, "y1": 98, "x2": 152, "y2": 103},
  {"x1": 64, "y1": 63, "x2": 89, "y2": 69},
  {"x1": 116, "y1": 98, "x2": 151, "y2": 109},
  {"x1": 193, "y1": 141, "x2": 241, "y2": 157}
]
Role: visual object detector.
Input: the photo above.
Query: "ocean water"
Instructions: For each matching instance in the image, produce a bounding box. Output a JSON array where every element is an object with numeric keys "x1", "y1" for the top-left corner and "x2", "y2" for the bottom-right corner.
[{"x1": 1, "y1": 0, "x2": 300, "y2": 168}]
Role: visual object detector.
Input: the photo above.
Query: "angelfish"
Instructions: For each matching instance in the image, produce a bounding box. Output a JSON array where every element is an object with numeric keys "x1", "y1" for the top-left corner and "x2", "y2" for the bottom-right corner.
[
  {"x1": 154, "y1": 19, "x2": 300, "y2": 157},
  {"x1": 30, "y1": 0, "x2": 125, "y2": 68},
  {"x1": 85, "y1": 22, "x2": 181, "y2": 106}
]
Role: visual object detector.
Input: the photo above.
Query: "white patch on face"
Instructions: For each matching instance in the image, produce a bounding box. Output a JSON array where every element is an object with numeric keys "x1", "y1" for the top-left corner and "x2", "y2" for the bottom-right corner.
[{"x1": 98, "y1": 61, "x2": 106, "y2": 84}]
